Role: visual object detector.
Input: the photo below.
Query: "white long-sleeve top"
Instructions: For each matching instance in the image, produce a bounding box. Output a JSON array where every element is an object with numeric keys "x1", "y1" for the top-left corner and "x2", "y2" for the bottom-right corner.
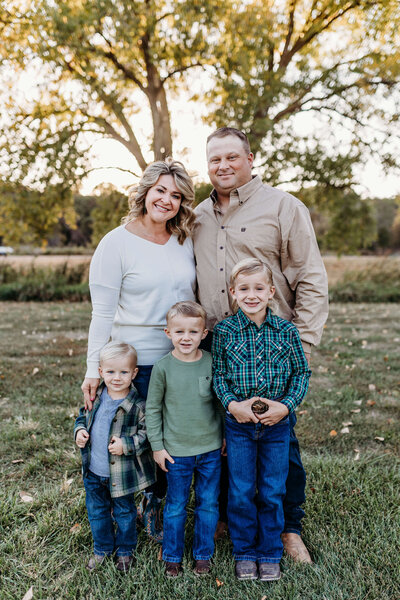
[{"x1": 85, "y1": 225, "x2": 196, "y2": 377}]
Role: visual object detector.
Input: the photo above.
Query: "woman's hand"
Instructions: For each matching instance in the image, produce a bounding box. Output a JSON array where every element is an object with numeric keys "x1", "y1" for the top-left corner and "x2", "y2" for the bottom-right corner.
[
  {"x1": 256, "y1": 399, "x2": 289, "y2": 426},
  {"x1": 228, "y1": 399, "x2": 259, "y2": 423},
  {"x1": 81, "y1": 377, "x2": 100, "y2": 411}
]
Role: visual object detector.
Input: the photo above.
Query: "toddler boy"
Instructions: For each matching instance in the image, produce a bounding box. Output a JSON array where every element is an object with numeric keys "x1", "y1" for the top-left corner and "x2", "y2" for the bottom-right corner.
[{"x1": 74, "y1": 341, "x2": 156, "y2": 573}]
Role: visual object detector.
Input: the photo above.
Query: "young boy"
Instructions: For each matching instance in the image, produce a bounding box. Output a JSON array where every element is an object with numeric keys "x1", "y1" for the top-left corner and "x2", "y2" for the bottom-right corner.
[
  {"x1": 145, "y1": 301, "x2": 224, "y2": 578},
  {"x1": 212, "y1": 258, "x2": 311, "y2": 582},
  {"x1": 74, "y1": 341, "x2": 156, "y2": 573}
]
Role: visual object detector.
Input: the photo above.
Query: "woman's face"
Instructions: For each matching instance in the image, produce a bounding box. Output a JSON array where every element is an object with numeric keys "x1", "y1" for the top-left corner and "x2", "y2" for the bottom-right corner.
[{"x1": 144, "y1": 174, "x2": 182, "y2": 225}]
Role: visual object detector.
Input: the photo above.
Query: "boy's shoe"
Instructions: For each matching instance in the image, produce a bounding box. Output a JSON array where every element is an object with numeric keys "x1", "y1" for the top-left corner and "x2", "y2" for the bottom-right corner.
[
  {"x1": 115, "y1": 555, "x2": 136, "y2": 573},
  {"x1": 235, "y1": 560, "x2": 258, "y2": 581},
  {"x1": 258, "y1": 563, "x2": 281, "y2": 582},
  {"x1": 86, "y1": 554, "x2": 106, "y2": 572},
  {"x1": 138, "y1": 492, "x2": 163, "y2": 543},
  {"x1": 193, "y1": 559, "x2": 211, "y2": 576},
  {"x1": 281, "y1": 532, "x2": 312, "y2": 564},
  {"x1": 164, "y1": 561, "x2": 182, "y2": 577}
]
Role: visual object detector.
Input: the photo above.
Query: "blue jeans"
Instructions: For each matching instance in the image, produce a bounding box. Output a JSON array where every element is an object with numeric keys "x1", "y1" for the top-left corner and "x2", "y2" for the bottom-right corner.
[
  {"x1": 162, "y1": 449, "x2": 221, "y2": 562},
  {"x1": 84, "y1": 470, "x2": 137, "y2": 556},
  {"x1": 225, "y1": 414, "x2": 289, "y2": 563}
]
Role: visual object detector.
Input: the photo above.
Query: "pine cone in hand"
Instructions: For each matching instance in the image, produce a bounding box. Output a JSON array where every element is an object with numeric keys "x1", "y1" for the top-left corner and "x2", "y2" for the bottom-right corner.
[{"x1": 251, "y1": 399, "x2": 269, "y2": 414}]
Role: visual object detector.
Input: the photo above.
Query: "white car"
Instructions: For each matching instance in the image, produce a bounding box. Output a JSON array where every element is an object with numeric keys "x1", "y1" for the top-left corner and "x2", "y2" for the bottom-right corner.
[{"x1": 0, "y1": 246, "x2": 14, "y2": 256}]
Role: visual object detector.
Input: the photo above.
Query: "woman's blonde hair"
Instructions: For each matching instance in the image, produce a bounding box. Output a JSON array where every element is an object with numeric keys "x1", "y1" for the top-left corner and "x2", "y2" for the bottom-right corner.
[
  {"x1": 230, "y1": 258, "x2": 277, "y2": 314},
  {"x1": 122, "y1": 158, "x2": 196, "y2": 244}
]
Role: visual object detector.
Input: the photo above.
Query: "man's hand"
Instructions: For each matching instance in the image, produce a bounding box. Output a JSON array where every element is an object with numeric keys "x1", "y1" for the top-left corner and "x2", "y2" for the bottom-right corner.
[
  {"x1": 256, "y1": 399, "x2": 289, "y2": 426},
  {"x1": 108, "y1": 436, "x2": 123, "y2": 455},
  {"x1": 228, "y1": 399, "x2": 259, "y2": 423},
  {"x1": 76, "y1": 429, "x2": 89, "y2": 448},
  {"x1": 81, "y1": 377, "x2": 100, "y2": 411},
  {"x1": 153, "y1": 449, "x2": 175, "y2": 472}
]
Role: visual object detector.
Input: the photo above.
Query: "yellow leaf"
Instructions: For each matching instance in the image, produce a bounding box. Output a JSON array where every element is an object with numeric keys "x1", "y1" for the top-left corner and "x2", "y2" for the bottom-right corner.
[
  {"x1": 329, "y1": 430, "x2": 337, "y2": 437},
  {"x1": 69, "y1": 523, "x2": 81, "y2": 533},
  {"x1": 215, "y1": 578, "x2": 224, "y2": 587},
  {"x1": 366, "y1": 399, "x2": 376, "y2": 406},
  {"x1": 12, "y1": 459, "x2": 24, "y2": 464},
  {"x1": 32, "y1": 367, "x2": 39, "y2": 376}
]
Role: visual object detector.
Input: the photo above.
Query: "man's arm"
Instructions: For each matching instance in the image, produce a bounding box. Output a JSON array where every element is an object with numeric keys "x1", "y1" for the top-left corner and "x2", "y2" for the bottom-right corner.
[{"x1": 281, "y1": 203, "x2": 329, "y2": 350}]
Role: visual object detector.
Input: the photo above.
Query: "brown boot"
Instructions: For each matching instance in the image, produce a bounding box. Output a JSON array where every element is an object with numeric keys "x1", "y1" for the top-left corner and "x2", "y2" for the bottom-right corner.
[{"x1": 281, "y1": 532, "x2": 312, "y2": 564}]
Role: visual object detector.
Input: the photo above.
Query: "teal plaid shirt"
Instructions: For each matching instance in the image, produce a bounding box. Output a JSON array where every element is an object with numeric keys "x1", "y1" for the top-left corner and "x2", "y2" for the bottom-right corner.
[
  {"x1": 212, "y1": 309, "x2": 311, "y2": 412},
  {"x1": 74, "y1": 383, "x2": 156, "y2": 497}
]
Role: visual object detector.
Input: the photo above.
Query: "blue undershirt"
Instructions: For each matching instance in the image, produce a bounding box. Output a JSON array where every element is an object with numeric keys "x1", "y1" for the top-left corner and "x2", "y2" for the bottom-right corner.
[{"x1": 89, "y1": 387, "x2": 124, "y2": 477}]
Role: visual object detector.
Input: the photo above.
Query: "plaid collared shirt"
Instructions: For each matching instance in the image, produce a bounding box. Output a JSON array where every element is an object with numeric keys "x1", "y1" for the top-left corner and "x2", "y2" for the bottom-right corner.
[
  {"x1": 212, "y1": 308, "x2": 311, "y2": 412},
  {"x1": 74, "y1": 383, "x2": 156, "y2": 498}
]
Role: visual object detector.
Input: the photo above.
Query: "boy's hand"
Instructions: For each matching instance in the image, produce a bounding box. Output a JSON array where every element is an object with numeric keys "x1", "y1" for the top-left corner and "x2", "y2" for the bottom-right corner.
[
  {"x1": 221, "y1": 438, "x2": 227, "y2": 456},
  {"x1": 228, "y1": 399, "x2": 259, "y2": 423},
  {"x1": 153, "y1": 449, "x2": 175, "y2": 472},
  {"x1": 81, "y1": 377, "x2": 100, "y2": 411},
  {"x1": 76, "y1": 429, "x2": 89, "y2": 448},
  {"x1": 256, "y1": 399, "x2": 289, "y2": 426},
  {"x1": 108, "y1": 436, "x2": 123, "y2": 455}
]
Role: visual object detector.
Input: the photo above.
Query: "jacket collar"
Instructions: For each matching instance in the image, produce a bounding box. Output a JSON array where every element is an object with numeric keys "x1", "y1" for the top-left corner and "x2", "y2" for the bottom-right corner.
[{"x1": 94, "y1": 381, "x2": 139, "y2": 413}]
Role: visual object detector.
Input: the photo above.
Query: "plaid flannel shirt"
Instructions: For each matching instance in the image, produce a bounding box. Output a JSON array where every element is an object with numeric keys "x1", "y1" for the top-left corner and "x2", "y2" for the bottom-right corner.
[
  {"x1": 212, "y1": 308, "x2": 311, "y2": 412},
  {"x1": 74, "y1": 383, "x2": 156, "y2": 498}
]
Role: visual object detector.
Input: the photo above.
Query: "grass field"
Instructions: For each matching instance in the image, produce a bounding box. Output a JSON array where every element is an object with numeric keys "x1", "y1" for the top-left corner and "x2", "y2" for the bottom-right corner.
[{"x1": 0, "y1": 302, "x2": 399, "y2": 600}]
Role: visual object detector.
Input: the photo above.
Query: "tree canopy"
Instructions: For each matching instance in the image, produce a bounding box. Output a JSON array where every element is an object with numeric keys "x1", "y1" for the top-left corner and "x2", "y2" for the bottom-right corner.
[{"x1": 0, "y1": 0, "x2": 399, "y2": 249}]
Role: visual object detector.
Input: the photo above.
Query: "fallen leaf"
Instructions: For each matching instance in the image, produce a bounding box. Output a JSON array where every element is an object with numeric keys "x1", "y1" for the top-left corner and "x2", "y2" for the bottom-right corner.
[
  {"x1": 68, "y1": 349, "x2": 73, "y2": 356},
  {"x1": 375, "y1": 437, "x2": 385, "y2": 442},
  {"x1": 368, "y1": 384, "x2": 376, "y2": 391},
  {"x1": 69, "y1": 523, "x2": 81, "y2": 534},
  {"x1": 366, "y1": 400, "x2": 376, "y2": 406},
  {"x1": 20, "y1": 491, "x2": 33, "y2": 503},
  {"x1": 340, "y1": 427, "x2": 350, "y2": 434},
  {"x1": 353, "y1": 400, "x2": 362, "y2": 406},
  {"x1": 32, "y1": 367, "x2": 39, "y2": 376},
  {"x1": 298, "y1": 410, "x2": 308, "y2": 415},
  {"x1": 261, "y1": 596, "x2": 268, "y2": 600},
  {"x1": 157, "y1": 547, "x2": 162, "y2": 561},
  {"x1": 60, "y1": 477, "x2": 74, "y2": 493},
  {"x1": 329, "y1": 430, "x2": 337, "y2": 437},
  {"x1": 215, "y1": 578, "x2": 224, "y2": 587},
  {"x1": 59, "y1": 371, "x2": 63, "y2": 377},
  {"x1": 351, "y1": 409, "x2": 361, "y2": 414},
  {"x1": 12, "y1": 459, "x2": 24, "y2": 464},
  {"x1": 342, "y1": 421, "x2": 353, "y2": 427},
  {"x1": 22, "y1": 586, "x2": 33, "y2": 600}
]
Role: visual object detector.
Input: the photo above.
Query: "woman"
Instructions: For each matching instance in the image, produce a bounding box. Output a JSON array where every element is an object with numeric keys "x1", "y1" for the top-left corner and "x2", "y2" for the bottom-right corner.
[{"x1": 81, "y1": 158, "x2": 197, "y2": 541}]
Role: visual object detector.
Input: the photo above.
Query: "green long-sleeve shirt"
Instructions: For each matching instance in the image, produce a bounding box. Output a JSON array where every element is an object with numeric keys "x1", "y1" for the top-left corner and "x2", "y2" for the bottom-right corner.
[{"x1": 145, "y1": 351, "x2": 223, "y2": 457}]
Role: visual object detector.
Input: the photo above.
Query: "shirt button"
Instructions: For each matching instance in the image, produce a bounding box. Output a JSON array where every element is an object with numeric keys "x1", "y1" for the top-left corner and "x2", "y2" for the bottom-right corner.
[
  {"x1": 225, "y1": 312, "x2": 228, "y2": 316},
  {"x1": 221, "y1": 226, "x2": 225, "y2": 229},
  {"x1": 113, "y1": 418, "x2": 117, "y2": 422},
  {"x1": 221, "y1": 289, "x2": 225, "y2": 293},
  {"x1": 110, "y1": 460, "x2": 115, "y2": 465},
  {"x1": 112, "y1": 483, "x2": 116, "y2": 487},
  {"x1": 220, "y1": 267, "x2": 223, "y2": 271},
  {"x1": 220, "y1": 246, "x2": 224, "y2": 249}
]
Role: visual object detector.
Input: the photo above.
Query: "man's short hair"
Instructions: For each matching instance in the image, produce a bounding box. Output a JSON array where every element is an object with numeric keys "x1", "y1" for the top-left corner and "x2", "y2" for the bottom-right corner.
[
  {"x1": 99, "y1": 341, "x2": 138, "y2": 368},
  {"x1": 166, "y1": 300, "x2": 207, "y2": 324},
  {"x1": 206, "y1": 127, "x2": 251, "y2": 154}
]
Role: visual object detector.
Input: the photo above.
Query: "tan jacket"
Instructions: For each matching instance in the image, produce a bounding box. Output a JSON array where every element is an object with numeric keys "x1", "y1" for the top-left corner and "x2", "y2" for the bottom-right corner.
[{"x1": 193, "y1": 176, "x2": 329, "y2": 352}]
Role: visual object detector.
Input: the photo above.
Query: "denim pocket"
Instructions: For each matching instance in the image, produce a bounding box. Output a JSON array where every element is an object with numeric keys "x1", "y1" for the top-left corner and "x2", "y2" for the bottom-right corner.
[{"x1": 199, "y1": 375, "x2": 212, "y2": 397}]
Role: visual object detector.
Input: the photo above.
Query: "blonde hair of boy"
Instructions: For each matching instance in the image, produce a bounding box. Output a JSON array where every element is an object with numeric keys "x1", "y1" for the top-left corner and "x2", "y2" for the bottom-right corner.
[
  {"x1": 230, "y1": 258, "x2": 278, "y2": 314},
  {"x1": 99, "y1": 341, "x2": 138, "y2": 369},
  {"x1": 166, "y1": 300, "x2": 207, "y2": 325}
]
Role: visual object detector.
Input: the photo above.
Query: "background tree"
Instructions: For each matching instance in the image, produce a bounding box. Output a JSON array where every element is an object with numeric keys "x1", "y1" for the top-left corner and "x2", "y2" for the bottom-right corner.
[{"x1": 90, "y1": 185, "x2": 129, "y2": 246}]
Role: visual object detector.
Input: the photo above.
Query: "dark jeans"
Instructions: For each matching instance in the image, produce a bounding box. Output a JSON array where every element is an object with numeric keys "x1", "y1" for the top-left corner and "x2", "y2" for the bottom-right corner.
[
  {"x1": 225, "y1": 414, "x2": 289, "y2": 562},
  {"x1": 162, "y1": 449, "x2": 221, "y2": 562},
  {"x1": 201, "y1": 331, "x2": 307, "y2": 534},
  {"x1": 84, "y1": 470, "x2": 137, "y2": 556},
  {"x1": 136, "y1": 364, "x2": 167, "y2": 499}
]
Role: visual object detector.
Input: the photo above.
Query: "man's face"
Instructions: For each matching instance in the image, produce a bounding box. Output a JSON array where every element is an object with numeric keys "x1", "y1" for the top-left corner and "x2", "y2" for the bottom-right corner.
[{"x1": 207, "y1": 135, "x2": 254, "y2": 196}]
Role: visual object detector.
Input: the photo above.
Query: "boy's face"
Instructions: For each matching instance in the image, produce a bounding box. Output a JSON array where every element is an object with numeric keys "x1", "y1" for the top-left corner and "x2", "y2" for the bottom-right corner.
[
  {"x1": 165, "y1": 315, "x2": 208, "y2": 361},
  {"x1": 98, "y1": 356, "x2": 138, "y2": 400},
  {"x1": 230, "y1": 271, "x2": 275, "y2": 323}
]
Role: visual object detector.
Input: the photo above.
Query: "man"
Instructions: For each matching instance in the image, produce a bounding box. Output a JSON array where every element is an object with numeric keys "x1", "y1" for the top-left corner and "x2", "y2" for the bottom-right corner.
[{"x1": 193, "y1": 127, "x2": 329, "y2": 563}]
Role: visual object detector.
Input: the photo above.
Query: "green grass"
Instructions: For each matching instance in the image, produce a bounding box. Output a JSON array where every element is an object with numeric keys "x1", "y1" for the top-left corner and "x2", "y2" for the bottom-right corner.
[
  {"x1": 329, "y1": 260, "x2": 400, "y2": 302},
  {"x1": 0, "y1": 302, "x2": 399, "y2": 600}
]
